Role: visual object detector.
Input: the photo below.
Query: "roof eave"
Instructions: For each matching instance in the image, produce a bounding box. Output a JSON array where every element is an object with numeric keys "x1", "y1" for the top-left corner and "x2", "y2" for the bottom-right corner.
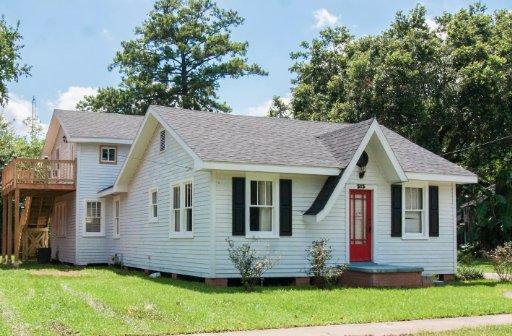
[
  {"x1": 405, "y1": 172, "x2": 478, "y2": 184},
  {"x1": 200, "y1": 161, "x2": 341, "y2": 176}
]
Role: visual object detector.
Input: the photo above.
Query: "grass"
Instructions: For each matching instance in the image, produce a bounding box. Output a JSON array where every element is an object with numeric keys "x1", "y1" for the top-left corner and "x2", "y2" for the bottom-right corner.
[
  {"x1": 468, "y1": 259, "x2": 495, "y2": 273},
  {"x1": 0, "y1": 263, "x2": 511, "y2": 335},
  {"x1": 419, "y1": 325, "x2": 512, "y2": 335}
]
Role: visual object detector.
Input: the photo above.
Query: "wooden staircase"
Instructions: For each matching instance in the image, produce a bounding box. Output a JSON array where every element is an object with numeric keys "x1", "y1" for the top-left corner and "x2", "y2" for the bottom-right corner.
[{"x1": 17, "y1": 195, "x2": 53, "y2": 260}]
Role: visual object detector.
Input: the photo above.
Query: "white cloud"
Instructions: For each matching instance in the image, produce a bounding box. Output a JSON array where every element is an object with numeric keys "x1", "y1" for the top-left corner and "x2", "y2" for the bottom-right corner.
[
  {"x1": 426, "y1": 17, "x2": 447, "y2": 40},
  {"x1": 49, "y1": 86, "x2": 98, "y2": 110},
  {"x1": 313, "y1": 8, "x2": 339, "y2": 29},
  {"x1": 1, "y1": 94, "x2": 33, "y2": 135},
  {"x1": 241, "y1": 96, "x2": 291, "y2": 117}
]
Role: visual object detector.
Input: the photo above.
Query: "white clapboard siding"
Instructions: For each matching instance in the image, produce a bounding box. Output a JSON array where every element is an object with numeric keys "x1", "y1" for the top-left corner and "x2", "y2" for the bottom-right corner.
[
  {"x1": 109, "y1": 127, "x2": 212, "y2": 277},
  {"x1": 345, "y1": 139, "x2": 456, "y2": 275},
  {"x1": 213, "y1": 171, "x2": 346, "y2": 278},
  {"x1": 75, "y1": 143, "x2": 131, "y2": 265},
  {"x1": 49, "y1": 126, "x2": 77, "y2": 263}
]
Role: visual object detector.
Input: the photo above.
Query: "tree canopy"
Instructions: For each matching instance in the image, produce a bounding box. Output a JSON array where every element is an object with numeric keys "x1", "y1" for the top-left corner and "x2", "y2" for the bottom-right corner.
[
  {"x1": 0, "y1": 16, "x2": 31, "y2": 107},
  {"x1": 78, "y1": 0, "x2": 266, "y2": 115},
  {"x1": 287, "y1": 4, "x2": 511, "y2": 187}
]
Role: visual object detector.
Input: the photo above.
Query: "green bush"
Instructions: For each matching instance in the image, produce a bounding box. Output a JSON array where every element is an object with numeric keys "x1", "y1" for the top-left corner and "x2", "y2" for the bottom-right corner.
[{"x1": 456, "y1": 264, "x2": 484, "y2": 281}]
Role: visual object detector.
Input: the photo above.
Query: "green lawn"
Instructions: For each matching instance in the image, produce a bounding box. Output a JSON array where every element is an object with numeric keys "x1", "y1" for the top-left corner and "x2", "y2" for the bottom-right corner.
[
  {"x1": 468, "y1": 260, "x2": 495, "y2": 273},
  {"x1": 0, "y1": 263, "x2": 511, "y2": 335},
  {"x1": 420, "y1": 325, "x2": 512, "y2": 336}
]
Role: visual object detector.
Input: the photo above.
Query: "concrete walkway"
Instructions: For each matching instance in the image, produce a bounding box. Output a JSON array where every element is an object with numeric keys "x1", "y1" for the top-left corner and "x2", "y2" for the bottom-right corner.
[{"x1": 184, "y1": 314, "x2": 512, "y2": 336}]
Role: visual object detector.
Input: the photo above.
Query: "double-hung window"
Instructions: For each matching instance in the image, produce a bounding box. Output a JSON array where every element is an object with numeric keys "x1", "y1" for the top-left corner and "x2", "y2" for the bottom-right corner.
[
  {"x1": 246, "y1": 175, "x2": 278, "y2": 238},
  {"x1": 170, "y1": 180, "x2": 193, "y2": 237},
  {"x1": 149, "y1": 188, "x2": 158, "y2": 222},
  {"x1": 85, "y1": 200, "x2": 104, "y2": 236},
  {"x1": 403, "y1": 184, "x2": 428, "y2": 239},
  {"x1": 113, "y1": 196, "x2": 120, "y2": 239},
  {"x1": 100, "y1": 145, "x2": 117, "y2": 164}
]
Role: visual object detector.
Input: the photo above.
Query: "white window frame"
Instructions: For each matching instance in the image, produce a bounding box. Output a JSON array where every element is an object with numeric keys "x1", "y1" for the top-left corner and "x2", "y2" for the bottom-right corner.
[
  {"x1": 245, "y1": 173, "x2": 279, "y2": 239},
  {"x1": 54, "y1": 201, "x2": 66, "y2": 238},
  {"x1": 159, "y1": 129, "x2": 166, "y2": 152},
  {"x1": 402, "y1": 181, "x2": 429, "y2": 240},
  {"x1": 99, "y1": 145, "x2": 117, "y2": 164},
  {"x1": 148, "y1": 188, "x2": 158, "y2": 222},
  {"x1": 170, "y1": 179, "x2": 194, "y2": 238},
  {"x1": 113, "y1": 196, "x2": 121, "y2": 239},
  {"x1": 83, "y1": 199, "x2": 105, "y2": 237}
]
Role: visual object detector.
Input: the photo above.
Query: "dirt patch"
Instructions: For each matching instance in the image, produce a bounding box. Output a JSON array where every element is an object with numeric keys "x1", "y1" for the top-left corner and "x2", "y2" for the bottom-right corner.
[
  {"x1": 47, "y1": 321, "x2": 79, "y2": 336},
  {"x1": 127, "y1": 302, "x2": 164, "y2": 320},
  {"x1": 504, "y1": 291, "x2": 512, "y2": 299},
  {"x1": 29, "y1": 269, "x2": 86, "y2": 277}
]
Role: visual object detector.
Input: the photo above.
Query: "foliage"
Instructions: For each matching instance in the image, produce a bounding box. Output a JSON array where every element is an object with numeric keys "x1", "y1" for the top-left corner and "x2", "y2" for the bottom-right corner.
[
  {"x1": 456, "y1": 264, "x2": 484, "y2": 281},
  {"x1": 288, "y1": 4, "x2": 512, "y2": 187},
  {"x1": 473, "y1": 170, "x2": 512, "y2": 248},
  {"x1": 226, "y1": 239, "x2": 278, "y2": 290},
  {"x1": 485, "y1": 242, "x2": 512, "y2": 282},
  {"x1": 457, "y1": 243, "x2": 481, "y2": 264},
  {"x1": 0, "y1": 16, "x2": 31, "y2": 107},
  {"x1": 78, "y1": 0, "x2": 266, "y2": 115},
  {"x1": 267, "y1": 96, "x2": 292, "y2": 118},
  {"x1": 306, "y1": 239, "x2": 346, "y2": 288}
]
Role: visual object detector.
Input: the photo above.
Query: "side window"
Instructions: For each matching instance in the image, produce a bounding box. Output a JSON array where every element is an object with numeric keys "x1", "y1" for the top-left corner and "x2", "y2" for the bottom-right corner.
[
  {"x1": 149, "y1": 188, "x2": 158, "y2": 221},
  {"x1": 85, "y1": 200, "x2": 104, "y2": 236},
  {"x1": 113, "y1": 196, "x2": 120, "y2": 239},
  {"x1": 170, "y1": 180, "x2": 193, "y2": 237},
  {"x1": 100, "y1": 145, "x2": 117, "y2": 164}
]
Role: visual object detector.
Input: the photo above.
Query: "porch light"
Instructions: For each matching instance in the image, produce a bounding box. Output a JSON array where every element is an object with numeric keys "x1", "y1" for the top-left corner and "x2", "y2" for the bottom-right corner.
[
  {"x1": 357, "y1": 151, "x2": 369, "y2": 179},
  {"x1": 63, "y1": 135, "x2": 68, "y2": 143}
]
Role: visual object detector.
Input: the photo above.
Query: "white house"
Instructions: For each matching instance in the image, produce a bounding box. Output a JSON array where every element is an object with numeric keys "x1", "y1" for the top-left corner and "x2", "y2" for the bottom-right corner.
[{"x1": 2, "y1": 106, "x2": 477, "y2": 287}]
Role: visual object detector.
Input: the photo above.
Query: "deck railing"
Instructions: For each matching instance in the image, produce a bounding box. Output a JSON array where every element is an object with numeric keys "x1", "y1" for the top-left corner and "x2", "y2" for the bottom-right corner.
[{"x1": 1, "y1": 158, "x2": 76, "y2": 192}]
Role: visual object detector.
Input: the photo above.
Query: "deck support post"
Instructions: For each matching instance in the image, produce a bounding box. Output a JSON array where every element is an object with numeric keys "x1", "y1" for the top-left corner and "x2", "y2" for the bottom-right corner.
[
  {"x1": 2, "y1": 195, "x2": 7, "y2": 261},
  {"x1": 14, "y1": 189, "x2": 20, "y2": 261},
  {"x1": 6, "y1": 192, "x2": 12, "y2": 263}
]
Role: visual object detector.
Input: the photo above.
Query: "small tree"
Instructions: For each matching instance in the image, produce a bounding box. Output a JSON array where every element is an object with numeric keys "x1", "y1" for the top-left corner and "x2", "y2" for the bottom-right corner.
[
  {"x1": 486, "y1": 242, "x2": 512, "y2": 282},
  {"x1": 306, "y1": 239, "x2": 346, "y2": 288},
  {"x1": 226, "y1": 239, "x2": 278, "y2": 291}
]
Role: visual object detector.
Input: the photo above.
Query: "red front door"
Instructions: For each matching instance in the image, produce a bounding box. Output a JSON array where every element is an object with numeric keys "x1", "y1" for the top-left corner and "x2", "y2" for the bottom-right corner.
[{"x1": 349, "y1": 189, "x2": 372, "y2": 262}]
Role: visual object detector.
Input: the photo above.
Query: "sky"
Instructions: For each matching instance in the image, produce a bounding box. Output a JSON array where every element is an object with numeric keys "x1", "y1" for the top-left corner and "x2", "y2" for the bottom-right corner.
[{"x1": 1, "y1": 0, "x2": 510, "y2": 135}]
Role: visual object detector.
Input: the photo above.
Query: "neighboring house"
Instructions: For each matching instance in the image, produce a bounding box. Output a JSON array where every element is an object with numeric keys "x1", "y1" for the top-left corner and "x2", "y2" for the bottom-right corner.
[{"x1": 1, "y1": 106, "x2": 477, "y2": 287}]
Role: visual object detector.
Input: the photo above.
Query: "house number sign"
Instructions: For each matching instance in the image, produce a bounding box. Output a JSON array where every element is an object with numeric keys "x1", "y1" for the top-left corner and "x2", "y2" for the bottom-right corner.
[{"x1": 357, "y1": 184, "x2": 366, "y2": 189}]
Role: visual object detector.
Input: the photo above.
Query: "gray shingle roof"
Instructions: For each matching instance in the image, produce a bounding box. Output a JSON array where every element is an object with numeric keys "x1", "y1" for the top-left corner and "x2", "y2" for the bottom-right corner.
[
  {"x1": 319, "y1": 119, "x2": 374, "y2": 167},
  {"x1": 55, "y1": 109, "x2": 144, "y2": 141},
  {"x1": 151, "y1": 105, "x2": 476, "y2": 177},
  {"x1": 152, "y1": 106, "x2": 348, "y2": 168},
  {"x1": 381, "y1": 126, "x2": 475, "y2": 177}
]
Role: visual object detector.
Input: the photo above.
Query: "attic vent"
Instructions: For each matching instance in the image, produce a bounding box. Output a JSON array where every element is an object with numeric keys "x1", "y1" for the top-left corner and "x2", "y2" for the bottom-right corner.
[{"x1": 159, "y1": 130, "x2": 166, "y2": 152}]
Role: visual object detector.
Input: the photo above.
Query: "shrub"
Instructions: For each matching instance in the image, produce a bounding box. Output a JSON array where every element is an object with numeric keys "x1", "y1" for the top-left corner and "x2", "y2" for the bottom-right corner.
[
  {"x1": 226, "y1": 239, "x2": 278, "y2": 291},
  {"x1": 456, "y1": 264, "x2": 484, "y2": 281},
  {"x1": 486, "y1": 242, "x2": 512, "y2": 282},
  {"x1": 457, "y1": 243, "x2": 480, "y2": 264},
  {"x1": 306, "y1": 239, "x2": 346, "y2": 288}
]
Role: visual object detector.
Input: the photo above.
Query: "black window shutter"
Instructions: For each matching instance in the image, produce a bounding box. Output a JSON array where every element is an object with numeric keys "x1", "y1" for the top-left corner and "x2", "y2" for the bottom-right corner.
[
  {"x1": 429, "y1": 186, "x2": 439, "y2": 237},
  {"x1": 232, "y1": 177, "x2": 245, "y2": 236},
  {"x1": 391, "y1": 184, "x2": 402, "y2": 237},
  {"x1": 279, "y1": 179, "x2": 292, "y2": 236}
]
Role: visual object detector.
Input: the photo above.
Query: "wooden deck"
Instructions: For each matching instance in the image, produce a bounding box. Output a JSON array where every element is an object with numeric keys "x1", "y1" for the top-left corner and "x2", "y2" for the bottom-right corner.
[
  {"x1": 2, "y1": 158, "x2": 76, "y2": 196},
  {"x1": 1, "y1": 158, "x2": 76, "y2": 262}
]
